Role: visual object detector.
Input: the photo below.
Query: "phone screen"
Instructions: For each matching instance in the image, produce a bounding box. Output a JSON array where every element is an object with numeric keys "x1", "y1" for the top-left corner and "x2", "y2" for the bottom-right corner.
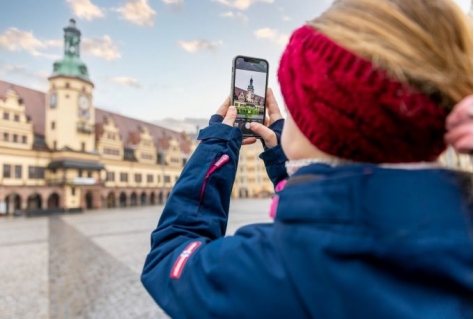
[{"x1": 231, "y1": 56, "x2": 269, "y2": 137}]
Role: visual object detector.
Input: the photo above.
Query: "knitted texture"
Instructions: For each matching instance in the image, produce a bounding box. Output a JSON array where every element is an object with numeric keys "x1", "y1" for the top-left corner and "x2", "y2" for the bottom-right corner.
[{"x1": 278, "y1": 26, "x2": 448, "y2": 163}]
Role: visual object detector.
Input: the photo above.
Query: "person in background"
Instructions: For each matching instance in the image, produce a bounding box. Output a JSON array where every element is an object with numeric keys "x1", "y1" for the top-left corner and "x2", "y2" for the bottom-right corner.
[{"x1": 141, "y1": 0, "x2": 472, "y2": 318}]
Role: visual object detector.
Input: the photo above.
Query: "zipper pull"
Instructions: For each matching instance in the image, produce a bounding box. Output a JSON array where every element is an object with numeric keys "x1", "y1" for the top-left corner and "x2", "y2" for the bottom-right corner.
[{"x1": 206, "y1": 154, "x2": 230, "y2": 178}]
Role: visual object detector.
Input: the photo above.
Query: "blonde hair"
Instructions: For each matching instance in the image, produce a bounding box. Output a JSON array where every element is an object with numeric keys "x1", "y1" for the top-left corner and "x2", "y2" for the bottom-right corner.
[{"x1": 309, "y1": 0, "x2": 473, "y2": 109}]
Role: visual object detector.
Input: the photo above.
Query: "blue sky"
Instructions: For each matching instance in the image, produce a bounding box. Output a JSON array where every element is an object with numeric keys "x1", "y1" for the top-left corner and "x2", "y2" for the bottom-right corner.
[{"x1": 0, "y1": 0, "x2": 471, "y2": 121}]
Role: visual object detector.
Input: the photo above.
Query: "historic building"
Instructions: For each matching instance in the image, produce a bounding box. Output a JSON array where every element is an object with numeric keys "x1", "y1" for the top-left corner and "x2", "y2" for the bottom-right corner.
[
  {"x1": 0, "y1": 20, "x2": 195, "y2": 215},
  {"x1": 233, "y1": 141, "x2": 273, "y2": 199},
  {"x1": 233, "y1": 77, "x2": 265, "y2": 110}
]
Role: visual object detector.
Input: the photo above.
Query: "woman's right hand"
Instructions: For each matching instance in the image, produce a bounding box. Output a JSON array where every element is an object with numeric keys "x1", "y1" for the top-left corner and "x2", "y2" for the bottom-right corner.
[
  {"x1": 445, "y1": 95, "x2": 473, "y2": 154},
  {"x1": 250, "y1": 88, "x2": 284, "y2": 150}
]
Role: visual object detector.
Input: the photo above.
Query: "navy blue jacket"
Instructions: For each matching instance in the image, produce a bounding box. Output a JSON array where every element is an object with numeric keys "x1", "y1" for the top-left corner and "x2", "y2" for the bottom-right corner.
[{"x1": 141, "y1": 123, "x2": 473, "y2": 319}]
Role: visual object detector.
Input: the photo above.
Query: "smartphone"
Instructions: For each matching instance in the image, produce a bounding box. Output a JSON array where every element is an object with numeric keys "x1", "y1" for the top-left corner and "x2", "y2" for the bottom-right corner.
[{"x1": 231, "y1": 56, "x2": 269, "y2": 138}]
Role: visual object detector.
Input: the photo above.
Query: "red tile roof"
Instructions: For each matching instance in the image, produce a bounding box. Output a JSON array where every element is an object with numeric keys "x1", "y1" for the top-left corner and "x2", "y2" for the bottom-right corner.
[{"x1": 0, "y1": 80, "x2": 192, "y2": 154}]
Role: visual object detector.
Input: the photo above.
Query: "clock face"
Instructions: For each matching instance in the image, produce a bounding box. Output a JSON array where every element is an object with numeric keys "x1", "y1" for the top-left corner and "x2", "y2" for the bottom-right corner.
[
  {"x1": 50, "y1": 92, "x2": 57, "y2": 109},
  {"x1": 78, "y1": 94, "x2": 90, "y2": 110}
]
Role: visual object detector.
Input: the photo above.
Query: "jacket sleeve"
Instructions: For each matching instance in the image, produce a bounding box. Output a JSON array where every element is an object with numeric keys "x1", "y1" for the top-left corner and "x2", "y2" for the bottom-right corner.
[
  {"x1": 143, "y1": 122, "x2": 241, "y2": 252},
  {"x1": 259, "y1": 144, "x2": 289, "y2": 188},
  {"x1": 142, "y1": 222, "x2": 303, "y2": 319},
  {"x1": 141, "y1": 123, "x2": 301, "y2": 318}
]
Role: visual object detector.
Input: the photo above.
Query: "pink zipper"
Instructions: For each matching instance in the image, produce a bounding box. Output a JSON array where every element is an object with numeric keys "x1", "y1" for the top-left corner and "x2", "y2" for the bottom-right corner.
[{"x1": 199, "y1": 154, "x2": 230, "y2": 206}]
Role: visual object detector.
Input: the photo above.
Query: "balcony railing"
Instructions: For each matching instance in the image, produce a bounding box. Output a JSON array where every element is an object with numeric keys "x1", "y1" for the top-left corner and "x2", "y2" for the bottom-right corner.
[{"x1": 47, "y1": 177, "x2": 104, "y2": 186}]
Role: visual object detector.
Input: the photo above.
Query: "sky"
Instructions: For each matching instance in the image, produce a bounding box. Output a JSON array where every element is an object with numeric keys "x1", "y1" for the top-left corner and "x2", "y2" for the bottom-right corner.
[
  {"x1": 235, "y1": 69, "x2": 267, "y2": 97},
  {"x1": 0, "y1": 0, "x2": 471, "y2": 122}
]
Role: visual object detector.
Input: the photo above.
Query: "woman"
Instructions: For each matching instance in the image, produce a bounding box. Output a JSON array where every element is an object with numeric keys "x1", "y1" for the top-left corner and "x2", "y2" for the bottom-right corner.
[{"x1": 142, "y1": 0, "x2": 472, "y2": 318}]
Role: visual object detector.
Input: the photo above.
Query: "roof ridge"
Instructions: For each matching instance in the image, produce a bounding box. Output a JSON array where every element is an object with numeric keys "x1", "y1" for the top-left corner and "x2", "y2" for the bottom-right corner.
[
  {"x1": 95, "y1": 107, "x2": 181, "y2": 134},
  {"x1": 0, "y1": 80, "x2": 46, "y2": 95}
]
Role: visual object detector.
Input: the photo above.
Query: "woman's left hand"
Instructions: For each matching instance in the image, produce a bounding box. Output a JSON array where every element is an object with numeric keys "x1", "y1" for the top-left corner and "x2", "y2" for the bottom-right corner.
[{"x1": 445, "y1": 96, "x2": 473, "y2": 154}]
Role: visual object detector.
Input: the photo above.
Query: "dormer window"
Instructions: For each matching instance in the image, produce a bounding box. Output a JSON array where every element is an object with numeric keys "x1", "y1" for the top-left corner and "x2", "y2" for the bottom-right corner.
[{"x1": 65, "y1": 82, "x2": 70, "y2": 88}]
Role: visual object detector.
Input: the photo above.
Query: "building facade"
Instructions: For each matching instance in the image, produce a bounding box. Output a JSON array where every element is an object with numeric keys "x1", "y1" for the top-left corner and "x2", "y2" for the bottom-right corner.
[
  {"x1": 233, "y1": 141, "x2": 273, "y2": 199},
  {"x1": 0, "y1": 20, "x2": 195, "y2": 215}
]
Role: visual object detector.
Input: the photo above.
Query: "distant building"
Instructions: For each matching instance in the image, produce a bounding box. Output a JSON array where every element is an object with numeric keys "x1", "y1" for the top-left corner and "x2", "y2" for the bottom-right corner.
[
  {"x1": 233, "y1": 77, "x2": 265, "y2": 111},
  {"x1": 233, "y1": 142, "x2": 273, "y2": 199},
  {"x1": 439, "y1": 148, "x2": 472, "y2": 171},
  {"x1": 0, "y1": 20, "x2": 195, "y2": 215}
]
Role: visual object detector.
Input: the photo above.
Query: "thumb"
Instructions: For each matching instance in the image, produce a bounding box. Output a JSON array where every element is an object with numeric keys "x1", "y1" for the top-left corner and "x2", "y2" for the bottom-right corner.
[
  {"x1": 222, "y1": 106, "x2": 237, "y2": 126},
  {"x1": 250, "y1": 122, "x2": 277, "y2": 148}
]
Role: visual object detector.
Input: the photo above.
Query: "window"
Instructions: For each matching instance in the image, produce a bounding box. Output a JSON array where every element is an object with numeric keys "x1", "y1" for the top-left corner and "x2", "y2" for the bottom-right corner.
[
  {"x1": 175, "y1": 176, "x2": 179, "y2": 182},
  {"x1": 182, "y1": 158, "x2": 187, "y2": 166},
  {"x1": 106, "y1": 172, "x2": 115, "y2": 182},
  {"x1": 13, "y1": 134, "x2": 18, "y2": 143},
  {"x1": 157, "y1": 153, "x2": 163, "y2": 164},
  {"x1": 141, "y1": 153, "x2": 154, "y2": 160},
  {"x1": 51, "y1": 121, "x2": 55, "y2": 130},
  {"x1": 13, "y1": 114, "x2": 19, "y2": 122},
  {"x1": 103, "y1": 148, "x2": 120, "y2": 156},
  {"x1": 3, "y1": 133, "x2": 8, "y2": 141},
  {"x1": 120, "y1": 172, "x2": 128, "y2": 182},
  {"x1": 3, "y1": 112, "x2": 9, "y2": 120},
  {"x1": 72, "y1": 187, "x2": 76, "y2": 196},
  {"x1": 28, "y1": 166, "x2": 45, "y2": 179},
  {"x1": 53, "y1": 141, "x2": 57, "y2": 150},
  {"x1": 78, "y1": 169, "x2": 83, "y2": 177},
  {"x1": 135, "y1": 174, "x2": 142, "y2": 183},
  {"x1": 14, "y1": 165, "x2": 21, "y2": 179},
  {"x1": 147, "y1": 174, "x2": 153, "y2": 183},
  {"x1": 3, "y1": 164, "x2": 11, "y2": 178},
  {"x1": 65, "y1": 82, "x2": 70, "y2": 88},
  {"x1": 157, "y1": 175, "x2": 161, "y2": 183},
  {"x1": 87, "y1": 171, "x2": 92, "y2": 178},
  {"x1": 81, "y1": 142, "x2": 85, "y2": 152},
  {"x1": 21, "y1": 136, "x2": 27, "y2": 144},
  {"x1": 164, "y1": 175, "x2": 171, "y2": 183}
]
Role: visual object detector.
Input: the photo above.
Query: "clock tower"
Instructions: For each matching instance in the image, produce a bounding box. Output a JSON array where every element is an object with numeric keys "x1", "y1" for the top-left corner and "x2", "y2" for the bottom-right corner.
[{"x1": 46, "y1": 19, "x2": 95, "y2": 153}]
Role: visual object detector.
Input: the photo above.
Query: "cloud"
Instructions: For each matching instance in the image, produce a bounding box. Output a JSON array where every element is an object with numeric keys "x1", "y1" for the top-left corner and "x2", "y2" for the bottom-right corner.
[
  {"x1": 162, "y1": 0, "x2": 184, "y2": 7},
  {"x1": 82, "y1": 36, "x2": 121, "y2": 60},
  {"x1": 66, "y1": 0, "x2": 105, "y2": 20},
  {"x1": 282, "y1": 15, "x2": 291, "y2": 21},
  {"x1": 254, "y1": 28, "x2": 289, "y2": 46},
  {"x1": 0, "y1": 28, "x2": 61, "y2": 59},
  {"x1": 115, "y1": 0, "x2": 156, "y2": 27},
  {"x1": 44, "y1": 39, "x2": 63, "y2": 47},
  {"x1": 108, "y1": 77, "x2": 141, "y2": 88},
  {"x1": 177, "y1": 39, "x2": 223, "y2": 53},
  {"x1": 212, "y1": 0, "x2": 274, "y2": 10},
  {"x1": 220, "y1": 11, "x2": 248, "y2": 23},
  {"x1": 0, "y1": 64, "x2": 49, "y2": 82}
]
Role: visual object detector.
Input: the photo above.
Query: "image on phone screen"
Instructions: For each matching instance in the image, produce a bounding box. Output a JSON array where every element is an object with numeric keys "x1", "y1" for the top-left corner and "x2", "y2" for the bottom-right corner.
[{"x1": 231, "y1": 56, "x2": 269, "y2": 137}]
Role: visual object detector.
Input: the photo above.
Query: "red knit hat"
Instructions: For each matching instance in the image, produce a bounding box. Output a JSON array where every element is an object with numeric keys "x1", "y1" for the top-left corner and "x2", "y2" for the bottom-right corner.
[{"x1": 278, "y1": 26, "x2": 448, "y2": 163}]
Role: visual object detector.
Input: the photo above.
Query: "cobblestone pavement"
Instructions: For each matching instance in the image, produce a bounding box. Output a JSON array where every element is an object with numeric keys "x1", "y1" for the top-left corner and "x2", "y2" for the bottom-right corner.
[{"x1": 0, "y1": 199, "x2": 271, "y2": 319}]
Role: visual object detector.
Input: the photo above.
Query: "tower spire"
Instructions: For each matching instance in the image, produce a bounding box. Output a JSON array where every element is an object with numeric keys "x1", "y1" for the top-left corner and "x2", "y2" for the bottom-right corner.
[{"x1": 50, "y1": 19, "x2": 91, "y2": 83}]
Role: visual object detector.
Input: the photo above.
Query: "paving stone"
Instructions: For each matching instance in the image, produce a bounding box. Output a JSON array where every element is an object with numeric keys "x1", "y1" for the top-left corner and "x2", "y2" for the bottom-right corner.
[{"x1": 0, "y1": 199, "x2": 271, "y2": 319}]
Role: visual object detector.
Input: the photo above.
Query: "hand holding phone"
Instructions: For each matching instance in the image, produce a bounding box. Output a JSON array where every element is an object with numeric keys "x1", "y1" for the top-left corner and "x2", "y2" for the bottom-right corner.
[
  {"x1": 231, "y1": 56, "x2": 269, "y2": 138},
  {"x1": 249, "y1": 88, "x2": 284, "y2": 149}
]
